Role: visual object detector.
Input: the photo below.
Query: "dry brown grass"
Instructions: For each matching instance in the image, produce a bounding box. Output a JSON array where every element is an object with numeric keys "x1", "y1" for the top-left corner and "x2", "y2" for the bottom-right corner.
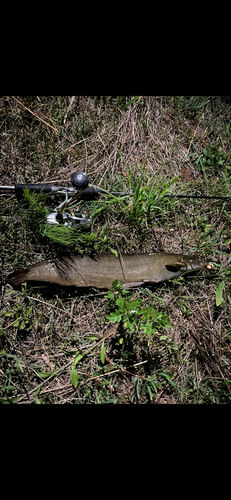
[{"x1": 1, "y1": 95, "x2": 231, "y2": 404}]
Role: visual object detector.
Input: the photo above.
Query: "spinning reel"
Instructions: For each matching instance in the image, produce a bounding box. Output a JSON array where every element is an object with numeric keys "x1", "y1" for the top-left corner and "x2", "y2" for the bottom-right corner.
[{"x1": 46, "y1": 171, "x2": 94, "y2": 228}]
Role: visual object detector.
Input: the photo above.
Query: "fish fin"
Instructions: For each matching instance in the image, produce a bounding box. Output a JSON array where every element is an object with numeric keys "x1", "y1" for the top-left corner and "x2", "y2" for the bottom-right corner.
[
  {"x1": 122, "y1": 282, "x2": 145, "y2": 289},
  {"x1": 143, "y1": 278, "x2": 159, "y2": 283},
  {"x1": 165, "y1": 264, "x2": 184, "y2": 272},
  {"x1": 7, "y1": 268, "x2": 30, "y2": 286}
]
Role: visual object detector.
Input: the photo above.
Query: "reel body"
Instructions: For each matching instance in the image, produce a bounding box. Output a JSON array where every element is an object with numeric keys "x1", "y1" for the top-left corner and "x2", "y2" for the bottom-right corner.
[{"x1": 46, "y1": 172, "x2": 92, "y2": 228}]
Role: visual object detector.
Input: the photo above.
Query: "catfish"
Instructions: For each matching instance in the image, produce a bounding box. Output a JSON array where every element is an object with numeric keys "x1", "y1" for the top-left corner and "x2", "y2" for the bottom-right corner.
[{"x1": 7, "y1": 252, "x2": 208, "y2": 289}]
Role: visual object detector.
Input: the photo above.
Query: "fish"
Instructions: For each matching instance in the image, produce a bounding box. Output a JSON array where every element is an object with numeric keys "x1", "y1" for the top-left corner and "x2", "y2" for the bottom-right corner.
[{"x1": 7, "y1": 252, "x2": 208, "y2": 289}]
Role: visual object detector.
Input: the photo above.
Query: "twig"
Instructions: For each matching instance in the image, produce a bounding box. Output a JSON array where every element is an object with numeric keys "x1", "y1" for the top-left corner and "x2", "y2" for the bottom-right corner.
[
  {"x1": 133, "y1": 96, "x2": 142, "y2": 107},
  {"x1": 83, "y1": 135, "x2": 88, "y2": 167},
  {"x1": 63, "y1": 96, "x2": 76, "y2": 124},
  {"x1": 41, "y1": 383, "x2": 72, "y2": 394},
  {"x1": 86, "y1": 360, "x2": 148, "y2": 382},
  {"x1": 62, "y1": 136, "x2": 92, "y2": 153},
  {"x1": 3, "y1": 318, "x2": 21, "y2": 331},
  {"x1": 26, "y1": 295, "x2": 73, "y2": 317},
  {"x1": 17, "y1": 327, "x2": 117, "y2": 402},
  {"x1": 97, "y1": 133, "x2": 106, "y2": 148},
  {"x1": 186, "y1": 112, "x2": 204, "y2": 158},
  {"x1": 12, "y1": 96, "x2": 58, "y2": 134}
]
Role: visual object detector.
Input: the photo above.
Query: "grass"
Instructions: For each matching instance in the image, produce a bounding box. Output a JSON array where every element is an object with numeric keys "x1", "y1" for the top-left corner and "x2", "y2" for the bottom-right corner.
[{"x1": 1, "y1": 95, "x2": 231, "y2": 404}]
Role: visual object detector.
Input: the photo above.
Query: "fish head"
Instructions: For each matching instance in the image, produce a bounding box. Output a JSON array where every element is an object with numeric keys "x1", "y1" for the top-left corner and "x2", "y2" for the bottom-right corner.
[{"x1": 169, "y1": 255, "x2": 206, "y2": 272}]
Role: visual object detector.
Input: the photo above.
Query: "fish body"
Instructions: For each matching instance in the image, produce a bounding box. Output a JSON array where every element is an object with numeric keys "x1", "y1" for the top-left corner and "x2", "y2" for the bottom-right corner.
[{"x1": 7, "y1": 252, "x2": 207, "y2": 289}]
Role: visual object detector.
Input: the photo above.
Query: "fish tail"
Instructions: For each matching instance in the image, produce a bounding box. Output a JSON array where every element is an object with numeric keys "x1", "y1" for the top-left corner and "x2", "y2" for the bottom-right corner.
[
  {"x1": 7, "y1": 268, "x2": 31, "y2": 286},
  {"x1": 7, "y1": 260, "x2": 52, "y2": 286},
  {"x1": 7, "y1": 259, "x2": 74, "y2": 287}
]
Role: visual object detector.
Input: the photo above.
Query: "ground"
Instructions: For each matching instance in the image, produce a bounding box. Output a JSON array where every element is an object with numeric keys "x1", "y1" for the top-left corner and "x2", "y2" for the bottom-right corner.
[{"x1": 0, "y1": 95, "x2": 231, "y2": 404}]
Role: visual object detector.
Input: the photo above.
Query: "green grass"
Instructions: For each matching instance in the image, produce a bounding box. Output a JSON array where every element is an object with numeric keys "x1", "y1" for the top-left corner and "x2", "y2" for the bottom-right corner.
[
  {"x1": 106, "y1": 283, "x2": 172, "y2": 337},
  {"x1": 174, "y1": 96, "x2": 211, "y2": 115},
  {"x1": 1, "y1": 95, "x2": 231, "y2": 404}
]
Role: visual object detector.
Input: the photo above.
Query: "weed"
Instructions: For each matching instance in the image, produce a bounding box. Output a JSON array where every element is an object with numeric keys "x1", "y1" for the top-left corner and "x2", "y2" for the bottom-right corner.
[
  {"x1": 216, "y1": 281, "x2": 225, "y2": 306},
  {"x1": 179, "y1": 375, "x2": 231, "y2": 404},
  {"x1": 131, "y1": 370, "x2": 177, "y2": 403},
  {"x1": 1, "y1": 299, "x2": 33, "y2": 335},
  {"x1": 196, "y1": 226, "x2": 224, "y2": 254},
  {"x1": 106, "y1": 284, "x2": 172, "y2": 337},
  {"x1": 190, "y1": 140, "x2": 229, "y2": 176},
  {"x1": 43, "y1": 225, "x2": 97, "y2": 250},
  {"x1": 93, "y1": 96, "x2": 141, "y2": 111},
  {"x1": 125, "y1": 175, "x2": 178, "y2": 227},
  {"x1": 0, "y1": 188, "x2": 49, "y2": 259},
  {"x1": 121, "y1": 96, "x2": 141, "y2": 110},
  {"x1": 178, "y1": 300, "x2": 193, "y2": 317},
  {"x1": 175, "y1": 96, "x2": 210, "y2": 115}
]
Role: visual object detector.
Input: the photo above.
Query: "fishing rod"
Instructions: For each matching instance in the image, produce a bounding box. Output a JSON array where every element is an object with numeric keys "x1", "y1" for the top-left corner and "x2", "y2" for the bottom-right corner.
[
  {"x1": 1, "y1": 171, "x2": 230, "y2": 227},
  {"x1": 0, "y1": 171, "x2": 125, "y2": 227}
]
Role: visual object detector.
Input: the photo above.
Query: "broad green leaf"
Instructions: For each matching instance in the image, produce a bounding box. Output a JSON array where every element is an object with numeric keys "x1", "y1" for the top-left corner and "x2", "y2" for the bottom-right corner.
[
  {"x1": 106, "y1": 312, "x2": 122, "y2": 323},
  {"x1": 125, "y1": 320, "x2": 136, "y2": 333},
  {"x1": 115, "y1": 296, "x2": 125, "y2": 309},
  {"x1": 71, "y1": 366, "x2": 79, "y2": 389},
  {"x1": 129, "y1": 298, "x2": 140, "y2": 310},
  {"x1": 110, "y1": 248, "x2": 118, "y2": 258},
  {"x1": 4, "y1": 311, "x2": 12, "y2": 317},
  {"x1": 159, "y1": 335, "x2": 168, "y2": 341},
  {"x1": 100, "y1": 341, "x2": 106, "y2": 364},
  {"x1": 73, "y1": 354, "x2": 83, "y2": 365},
  {"x1": 25, "y1": 308, "x2": 32, "y2": 316},
  {"x1": 13, "y1": 320, "x2": 20, "y2": 327},
  {"x1": 224, "y1": 238, "x2": 231, "y2": 245},
  {"x1": 140, "y1": 323, "x2": 154, "y2": 336},
  {"x1": 216, "y1": 281, "x2": 225, "y2": 306},
  {"x1": 119, "y1": 337, "x2": 123, "y2": 344}
]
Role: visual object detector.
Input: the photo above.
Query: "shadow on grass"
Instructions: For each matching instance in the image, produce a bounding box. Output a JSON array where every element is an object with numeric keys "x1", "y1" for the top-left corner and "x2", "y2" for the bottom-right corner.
[{"x1": 7, "y1": 269, "x2": 208, "y2": 299}]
